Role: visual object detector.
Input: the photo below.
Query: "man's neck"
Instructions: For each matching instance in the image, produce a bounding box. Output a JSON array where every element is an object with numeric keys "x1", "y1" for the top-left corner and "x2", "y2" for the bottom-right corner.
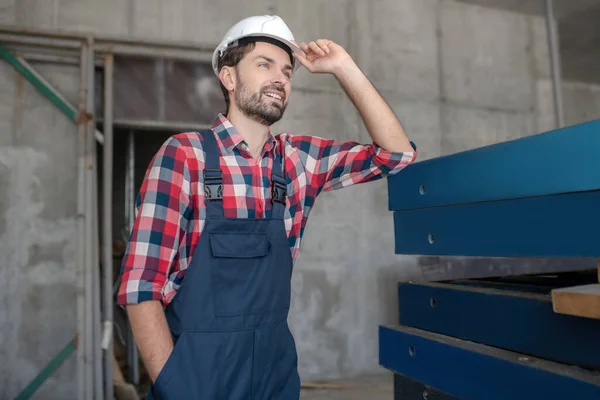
[{"x1": 227, "y1": 107, "x2": 271, "y2": 159}]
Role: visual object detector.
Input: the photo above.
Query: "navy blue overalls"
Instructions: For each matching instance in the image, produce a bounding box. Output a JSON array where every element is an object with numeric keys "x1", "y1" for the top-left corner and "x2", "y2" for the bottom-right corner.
[{"x1": 148, "y1": 129, "x2": 301, "y2": 399}]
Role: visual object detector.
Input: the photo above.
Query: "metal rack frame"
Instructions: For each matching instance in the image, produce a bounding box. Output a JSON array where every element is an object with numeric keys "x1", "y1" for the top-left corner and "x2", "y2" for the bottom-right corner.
[{"x1": 0, "y1": 24, "x2": 214, "y2": 400}]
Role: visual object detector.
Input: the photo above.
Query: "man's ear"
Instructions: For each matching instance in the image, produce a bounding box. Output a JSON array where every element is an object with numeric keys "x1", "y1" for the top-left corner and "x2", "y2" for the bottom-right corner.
[{"x1": 219, "y1": 66, "x2": 236, "y2": 92}]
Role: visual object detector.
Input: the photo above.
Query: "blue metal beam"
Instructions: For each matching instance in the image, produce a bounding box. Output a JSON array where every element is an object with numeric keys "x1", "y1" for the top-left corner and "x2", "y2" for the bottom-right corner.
[
  {"x1": 397, "y1": 281, "x2": 600, "y2": 369},
  {"x1": 394, "y1": 189, "x2": 600, "y2": 257},
  {"x1": 387, "y1": 120, "x2": 600, "y2": 211},
  {"x1": 379, "y1": 325, "x2": 600, "y2": 400}
]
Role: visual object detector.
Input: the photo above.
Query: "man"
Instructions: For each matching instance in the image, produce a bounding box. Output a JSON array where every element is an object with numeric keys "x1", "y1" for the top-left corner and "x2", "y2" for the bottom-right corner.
[{"x1": 118, "y1": 15, "x2": 417, "y2": 400}]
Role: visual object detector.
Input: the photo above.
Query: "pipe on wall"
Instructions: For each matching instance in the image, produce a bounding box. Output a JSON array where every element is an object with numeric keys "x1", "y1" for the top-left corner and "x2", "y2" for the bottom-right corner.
[
  {"x1": 102, "y1": 53, "x2": 115, "y2": 400},
  {"x1": 545, "y1": 0, "x2": 565, "y2": 128},
  {"x1": 76, "y1": 41, "x2": 88, "y2": 400}
]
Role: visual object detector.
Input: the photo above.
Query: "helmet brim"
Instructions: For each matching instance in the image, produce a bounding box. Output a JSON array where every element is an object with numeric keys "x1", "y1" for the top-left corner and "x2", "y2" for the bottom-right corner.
[{"x1": 212, "y1": 33, "x2": 304, "y2": 77}]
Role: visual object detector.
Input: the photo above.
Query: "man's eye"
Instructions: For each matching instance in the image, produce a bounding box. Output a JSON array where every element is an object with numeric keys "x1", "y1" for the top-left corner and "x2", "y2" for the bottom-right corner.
[{"x1": 259, "y1": 63, "x2": 268, "y2": 68}]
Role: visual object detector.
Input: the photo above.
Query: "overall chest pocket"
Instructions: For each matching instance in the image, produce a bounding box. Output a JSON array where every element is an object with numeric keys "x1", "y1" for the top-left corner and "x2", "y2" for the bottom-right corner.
[{"x1": 209, "y1": 232, "x2": 290, "y2": 317}]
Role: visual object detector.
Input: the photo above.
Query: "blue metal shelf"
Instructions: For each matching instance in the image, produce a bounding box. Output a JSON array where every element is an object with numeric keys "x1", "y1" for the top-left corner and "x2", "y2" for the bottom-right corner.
[{"x1": 380, "y1": 324, "x2": 600, "y2": 400}]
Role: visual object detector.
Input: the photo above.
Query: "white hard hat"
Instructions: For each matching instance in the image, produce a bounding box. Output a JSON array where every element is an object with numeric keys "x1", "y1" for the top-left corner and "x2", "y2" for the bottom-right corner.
[{"x1": 212, "y1": 15, "x2": 303, "y2": 77}]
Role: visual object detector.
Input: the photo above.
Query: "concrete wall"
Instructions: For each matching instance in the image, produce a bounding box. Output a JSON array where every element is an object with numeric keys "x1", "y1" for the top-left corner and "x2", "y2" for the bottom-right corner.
[{"x1": 2, "y1": 0, "x2": 600, "y2": 397}]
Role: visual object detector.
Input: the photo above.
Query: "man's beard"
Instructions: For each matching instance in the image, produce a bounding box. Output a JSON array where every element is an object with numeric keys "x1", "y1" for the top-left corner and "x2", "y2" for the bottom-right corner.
[{"x1": 234, "y1": 82, "x2": 287, "y2": 126}]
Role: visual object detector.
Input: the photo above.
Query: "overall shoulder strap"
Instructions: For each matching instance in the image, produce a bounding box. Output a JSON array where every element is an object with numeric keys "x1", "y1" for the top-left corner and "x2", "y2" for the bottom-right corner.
[
  {"x1": 270, "y1": 145, "x2": 287, "y2": 220},
  {"x1": 201, "y1": 129, "x2": 224, "y2": 218}
]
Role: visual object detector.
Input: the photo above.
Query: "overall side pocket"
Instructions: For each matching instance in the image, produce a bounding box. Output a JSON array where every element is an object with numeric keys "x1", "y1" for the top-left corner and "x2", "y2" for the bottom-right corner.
[
  {"x1": 152, "y1": 331, "x2": 187, "y2": 398},
  {"x1": 152, "y1": 331, "x2": 225, "y2": 400}
]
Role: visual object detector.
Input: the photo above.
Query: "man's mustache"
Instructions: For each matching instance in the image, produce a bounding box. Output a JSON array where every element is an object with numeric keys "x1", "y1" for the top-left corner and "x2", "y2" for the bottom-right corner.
[{"x1": 261, "y1": 86, "x2": 286, "y2": 101}]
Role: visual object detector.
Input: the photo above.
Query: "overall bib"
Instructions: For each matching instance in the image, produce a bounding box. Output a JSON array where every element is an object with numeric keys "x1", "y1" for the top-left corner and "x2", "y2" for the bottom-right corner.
[{"x1": 147, "y1": 130, "x2": 300, "y2": 399}]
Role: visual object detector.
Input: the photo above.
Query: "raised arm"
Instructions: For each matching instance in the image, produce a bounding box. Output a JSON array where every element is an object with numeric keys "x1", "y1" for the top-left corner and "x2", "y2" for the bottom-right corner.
[{"x1": 293, "y1": 39, "x2": 414, "y2": 153}]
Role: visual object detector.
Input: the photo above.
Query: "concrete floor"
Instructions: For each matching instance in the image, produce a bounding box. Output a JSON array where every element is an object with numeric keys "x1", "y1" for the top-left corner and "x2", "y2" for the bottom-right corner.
[{"x1": 300, "y1": 373, "x2": 393, "y2": 400}]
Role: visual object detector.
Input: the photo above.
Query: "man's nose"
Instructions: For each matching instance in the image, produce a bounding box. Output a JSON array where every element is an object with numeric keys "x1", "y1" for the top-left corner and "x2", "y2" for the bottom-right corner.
[{"x1": 271, "y1": 71, "x2": 289, "y2": 86}]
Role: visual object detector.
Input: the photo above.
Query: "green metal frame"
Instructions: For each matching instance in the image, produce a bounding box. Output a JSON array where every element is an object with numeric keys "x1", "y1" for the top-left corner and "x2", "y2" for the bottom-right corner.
[
  {"x1": 0, "y1": 45, "x2": 76, "y2": 120},
  {"x1": 0, "y1": 44, "x2": 85, "y2": 399},
  {"x1": 13, "y1": 337, "x2": 77, "y2": 400},
  {"x1": 0, "y1": 44, "x2": 104, "y2": 143}
]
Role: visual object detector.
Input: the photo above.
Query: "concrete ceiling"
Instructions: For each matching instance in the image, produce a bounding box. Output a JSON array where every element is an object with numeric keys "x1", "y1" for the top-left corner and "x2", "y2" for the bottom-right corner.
[{"x1": 457, "y1": 0, "x2": 600, "y2": 84}]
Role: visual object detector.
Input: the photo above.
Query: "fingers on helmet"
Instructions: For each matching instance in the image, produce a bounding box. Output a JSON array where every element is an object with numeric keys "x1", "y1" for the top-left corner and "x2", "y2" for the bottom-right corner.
[{"x1": 308, "y1": 41, "x2": 325, "y2": 56}]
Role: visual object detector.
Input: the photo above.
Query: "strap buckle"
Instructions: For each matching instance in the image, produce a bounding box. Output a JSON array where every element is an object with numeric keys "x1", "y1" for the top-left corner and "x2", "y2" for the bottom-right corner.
[
  {"x1": 203, "y1": 169, "x2": 223, "y2": 202},
  {"x1": 271, "y1": 180, "x2": 287, "y2": 205}
]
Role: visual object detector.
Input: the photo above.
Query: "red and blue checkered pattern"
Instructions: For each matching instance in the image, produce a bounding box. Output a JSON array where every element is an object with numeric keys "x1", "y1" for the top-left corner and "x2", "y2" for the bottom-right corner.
[{"x1": 117, "y1": 114, "x2": 417, "y2": 305}]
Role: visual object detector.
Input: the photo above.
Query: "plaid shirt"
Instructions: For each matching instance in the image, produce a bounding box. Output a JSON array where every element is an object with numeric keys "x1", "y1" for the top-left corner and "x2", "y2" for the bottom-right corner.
[{"x1": 117, "y1": 114, "x2": 417, "y2": 306}]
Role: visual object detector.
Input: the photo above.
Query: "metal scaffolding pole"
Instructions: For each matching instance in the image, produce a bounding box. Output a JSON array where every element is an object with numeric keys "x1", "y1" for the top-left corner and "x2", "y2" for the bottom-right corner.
[
  {"x1": 82, "y1": 37, "x2": 95, "y2": 400},
  {"x1": 545, "y1": 0, "x2": 565, "y2": 128},
  {"x1": 79, "y1": 36, "x2": 102, "y2": 400},
  {"x1": 0, "y1": 25, "x2": 214, "y2": 62},
  {"x1": 102, "y1": 53, "x2": 115, "y2": 400},
  {"x1": 125, "y1": 129, "x2": 141, "y2": 385},
  {"x1": 86, "y1": 35, "x2": 103, "y2": 400},
  {"x1": 92, "y1": 178, "x2": 102, "y2": 400},
  {"x1": 76, "y1": 41, "x2": 88, "y2": 400}
]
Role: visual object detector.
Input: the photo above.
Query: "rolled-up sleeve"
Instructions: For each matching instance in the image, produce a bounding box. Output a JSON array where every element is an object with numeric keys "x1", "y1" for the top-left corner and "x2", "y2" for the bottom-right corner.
[
  {"x1": 117, "y1": 136, "x2": 191, "y2": 305},
  {"x1": 290, "y1": 134, "x2": 417, "y2": 193}
]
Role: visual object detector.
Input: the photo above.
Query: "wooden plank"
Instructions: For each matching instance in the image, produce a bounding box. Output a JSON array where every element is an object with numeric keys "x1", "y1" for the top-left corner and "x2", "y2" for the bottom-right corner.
[
  {"x1": 394, "y1": 190, "x2": 600, "y2": 257},
  {"x1": 379, "y1": 325, "x2": 600, "y2": 400},
  {"x1": 396, "y1": 281, "x2": 600, "y2": 369},
  {"x1": 552, "y1": 284, "x2": 600, "y2": 319},
  {"x1": 388, "y1": 119, "x2": 600, "y2": 211}
]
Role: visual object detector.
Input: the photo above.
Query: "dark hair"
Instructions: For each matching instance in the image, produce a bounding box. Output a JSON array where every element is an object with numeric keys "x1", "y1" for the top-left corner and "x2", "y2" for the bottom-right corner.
[{"x1": 217, "y1": 42, "x2": 256, "y2": 115}]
